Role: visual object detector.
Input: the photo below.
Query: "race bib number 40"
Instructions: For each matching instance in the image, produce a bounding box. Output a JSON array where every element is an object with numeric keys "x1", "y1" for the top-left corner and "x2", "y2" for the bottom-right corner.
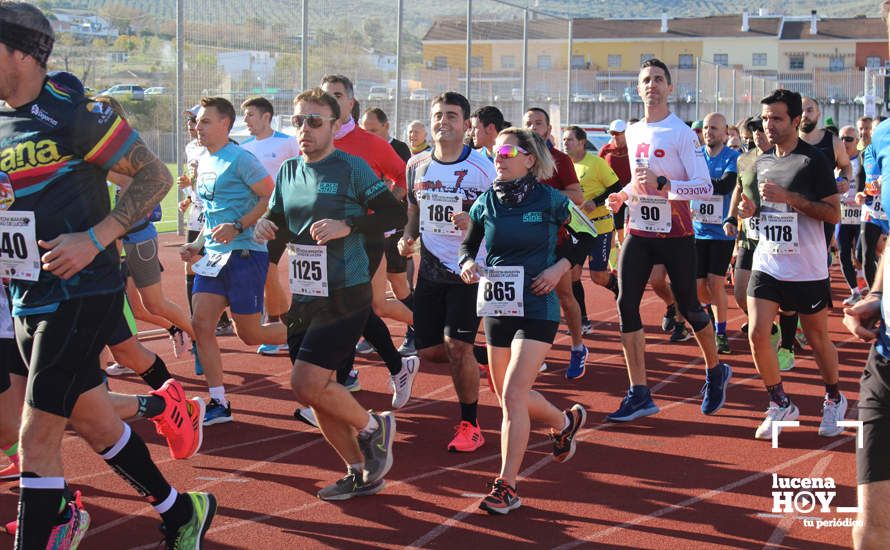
[
  {"x1": 629, "y1": 196, "x2": 671, "y2": 233},
  {"x1": 691, "y1": 196, "x2": 723, "y2": 225},
  {"x1": 288, "y1": 244, "x2": 328, "y2": 297},
  {"x1": 760, "y1": 212, "x2": 799, "y2": 255},
  {"x1": 418, "y1": 191, "x2": 461, "y2": 236},
  {"x1": 0, "y1": 211, "x2": 40, "y2": 281},
  {"x1": 476, "y1": 266, "x2": 524, "y2": 317}
]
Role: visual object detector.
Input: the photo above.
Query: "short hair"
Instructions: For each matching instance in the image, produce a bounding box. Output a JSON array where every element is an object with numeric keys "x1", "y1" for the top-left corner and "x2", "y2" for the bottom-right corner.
[
  {"x1": 319, "y1": 74, "x2": 354, "y2": 99},
  {"x1": 200, "y1": 96, "x2": 236, "y2": 131},
  {"x1": 498, "y1": 127, "x2": 555, "y2": 182},
  {"x1": 858, "y1": 116, "x2": 874, "y2": 125},
  {"x1": 472, "y1": 105, "x2": 507, "y2": 131},
  {"x1": 640, "y1": 58, "x2": 672, "y2": 85},
  {"x1": 761, "y1": 89, "x2": 803, "y2": 121},
  {"x1": 241, "y1": 96, "x2": 274, "y2": 118},
  {"x1": 566, "y1": 125, "x2": 586, "y2": 142},
  {"x1": 525, "y1": 107, "x2": 550, "y2": 126},
  {"x1": 802, "y1": 96, "x2": 820, "y2": 111},
  {"x1": 362, "y1": 107, "x2": 388, "y2": 125},
  {"x1": 294, "y1": 87, "x2": 341, "y2": 121},
  {"x1": 432, "y1": 91, "x2": 471, "y2": 120}
]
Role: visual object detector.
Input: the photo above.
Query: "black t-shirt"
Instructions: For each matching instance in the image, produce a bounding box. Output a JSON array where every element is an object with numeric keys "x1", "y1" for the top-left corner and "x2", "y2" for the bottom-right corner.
[
  {"x1": 0, "y1": 78, "x2": 138, "y2": 314},
  {"x1": 390, "y1": 138, "x2": 411, "y2": 163}
]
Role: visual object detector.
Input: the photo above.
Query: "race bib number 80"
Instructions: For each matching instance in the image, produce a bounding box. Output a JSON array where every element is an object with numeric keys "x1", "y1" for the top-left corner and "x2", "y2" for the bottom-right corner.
[
  {"x1": 476, "y1": 266, "x2": 524, "y2": 317},
  {"x1": 691, "y1": 196, "x2": 723, "y2": 225},
  {"x1": 0, "y1": 211, "x2": 40, "y2": 281}
]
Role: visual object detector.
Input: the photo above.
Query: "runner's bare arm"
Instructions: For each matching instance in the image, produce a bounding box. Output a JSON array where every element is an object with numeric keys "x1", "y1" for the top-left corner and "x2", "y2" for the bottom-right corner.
[
  {"x1": 103, "y1": 138, "x2": 173, "y2": 241},
  {"x1": 786, "y1": 192, "x2": 841, "y2": 225}
]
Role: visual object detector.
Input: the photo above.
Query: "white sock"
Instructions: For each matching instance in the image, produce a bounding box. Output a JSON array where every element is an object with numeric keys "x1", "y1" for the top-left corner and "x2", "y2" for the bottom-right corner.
[
  {"x1": 209, "y1": 386, "x2": 227, "y2": 406},
  {"x1": 153, "y1": 487, "x2": 178, "y2": 514},
  {"x1": 360, "y1": 413, "x2": 379, "y2": 437},
  {"x1": 571, "y1": 343, "x2": 585, "y2": 352}
]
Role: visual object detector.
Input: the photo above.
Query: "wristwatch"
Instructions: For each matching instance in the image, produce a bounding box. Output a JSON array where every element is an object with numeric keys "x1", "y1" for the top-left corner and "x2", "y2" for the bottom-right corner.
[
  {"x1": 656, "y1": 176, "x2": 668, "y2": 190},
  {"x1": 344, "y1": 217, "x2": 356, "y2": 233},
  {"x1": 232, "y1": 220, "x2": 244, "y2": 233}
]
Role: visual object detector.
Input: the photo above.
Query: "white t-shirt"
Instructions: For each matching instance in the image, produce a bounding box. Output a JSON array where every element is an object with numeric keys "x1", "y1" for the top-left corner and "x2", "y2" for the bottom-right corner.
[
  {"x1": 407, "y1": 146, "x2": 496, "y2": 283},
  {"x1": 239, "y1": 131, "x2": 301, "y2": 179}
]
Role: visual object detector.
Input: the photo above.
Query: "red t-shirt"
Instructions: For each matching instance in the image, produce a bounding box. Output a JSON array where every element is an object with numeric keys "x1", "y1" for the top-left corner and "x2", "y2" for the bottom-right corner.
[
  {"x1": 599, "y1": 142, "x2": 631, "y2": 185},
  {"x1": 541, "y1": 145, "x2": 579, "y2": 190},
  {"x1": 335, "y1": 126, "x2": 407, "y2": 192}
]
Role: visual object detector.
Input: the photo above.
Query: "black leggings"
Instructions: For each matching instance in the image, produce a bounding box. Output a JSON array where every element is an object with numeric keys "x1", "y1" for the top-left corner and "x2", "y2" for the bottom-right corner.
[
  {"x1": 837, "y1": 224, "x2": 859, "y2": 289},
  {"x1": 860, "y1": 222, "x2": 883, "y2": 287},
  {"x1": 617, "y1": 235, "x2": 708, "y2": 333}
]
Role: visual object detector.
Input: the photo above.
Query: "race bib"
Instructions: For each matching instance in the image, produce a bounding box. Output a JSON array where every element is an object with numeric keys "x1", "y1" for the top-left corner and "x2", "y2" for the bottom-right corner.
[
  {"x1": 760, "y1": 212, "x2": 799, "y2": 255},
  {"x1": 287, "y1": 244, "x2": 328, "y2": 297},
  {"x1": 187, "y1": 204, "x2": 205, "y2": 232},
  {"x1": 745, "y1": 216, "x2": 760, "y2": 240},
  {"x1": 418, "y1": 191, "x2": 461, "y2": 236},
  {"x1": 628, "y1": 196, "x2": 671, "y2": 233},
  {"x1": 841, "y1": 203, "x2": 862, "y2": 226},
  {"x1": 192, "y1": 251, "x2": 231, "y2": 277},
  {"x1": 0, "y1": 211, "x2": 40, "y2": 281},
  {"x1": 476, "y1": 266, "x2": 524, "y2": 317},
  {"x1": 691, "y1": 196, "x2": 723, "y2": 225}
]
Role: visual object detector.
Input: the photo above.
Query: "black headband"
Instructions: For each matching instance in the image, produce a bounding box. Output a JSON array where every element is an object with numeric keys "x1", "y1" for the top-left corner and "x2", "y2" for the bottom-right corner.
[{"x1": 0, "y1": 21, "x2": 54, "y2": 67}]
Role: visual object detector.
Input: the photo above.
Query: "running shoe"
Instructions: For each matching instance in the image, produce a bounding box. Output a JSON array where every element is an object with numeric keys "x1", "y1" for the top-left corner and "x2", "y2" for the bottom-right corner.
[
  {"x1": 551, "y1": 404, "x2": 587, "y2": 463},
  {"x1": 343, "y1": 369, "x2": 361, "y2": 392},
  {"x1": 355, "y1": 339, "x2": 375, "y2": 354},
  {"x1": 105, "y1": 363, "x2": 135, "y2": 376},
  {"x1": 256, "y1": 343, "x2": 288, "y2": 356},
  {"x1": 317, "y1": 469, "x2": 385, "y2": 501},
  {"x1": 818, "y1": 394, "x2": 848, "y2": 437},
  {"x1": 565, "y1": 346, "x2": 588, "y2": 380},
  {"x1": 293, "y1": 406, "x2": 319, "y2": 428},
  {"x1": 170, "y1": 328, "x2": 191, "y2": 359},
  {"x1": 843, "y1": 290, "x2": 863, "y2": 306},
  {"x1": 214, "y1": 320, "x2": 234, "y2": 337},
  {"x1": 538, "y1": 362, "x2": 548, "y2": 373},
  {"x1": 357, "y1": 411, "x2": 396, "y2": 483},
  {"x1": 203, "y1": 398, "x2": 232, "y2": 426},
  {"x1": 479, "y1": 478, "x2": 520, "y2": 515},
  {"x1": 754, "y1": 400, "x2": 800, "y2": 440},
  {"x1": 192, "y1": 344, "x2": 203, "y2": 376},
  {"x1": 46, "y1": 490, "x2": 89, "y2": 550},
  {"x1": 661, "y1": 306, "x2": 676, "y2": 332},
  {"x1": 390, "y1": 356, "x2": 420, "y2": 409},
  {"x1": 777, "y1": 347, "x2": 795, "y2": 372},
  {"x1": 0, "y1": 461, "x2": 19, "y2": 481},
  {"x1": 447, "y1": 420, "x2": 484, "y2": 452},
  {"x1": 606, "y1": 387, "x2": 660, "y2": 422},
  {"x1": 795, "y1": 323, "x2": 808, "y2": 348},
  {"x1": 715, "y1": 334, "x2": 731, "y2": 355},
  {"x1": 581, "y1": 320, "x2": 593, "y2": 335},
  {"x1": 159, "y1": 492, "x2": 216, "y2": 550},
  {"x1": 700, "y1": 363, "x2": 732, "y2": 415},
  {"x1": 397, "y1": 327, "x2": 416, "y2": 356},
  {"x1": 670, "y1": 323, "x2": 693, "y2": 342},
  {"x1": 150, "y1": 379, "x2": 205, "y2": 460}
]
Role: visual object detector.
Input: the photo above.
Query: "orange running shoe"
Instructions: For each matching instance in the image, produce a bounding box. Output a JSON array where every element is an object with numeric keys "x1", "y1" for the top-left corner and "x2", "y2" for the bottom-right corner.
[
  {"x1": 447, "y1": 420, "x2": 484, "y2": 452},
  {"x1": 150, "y1": 379, "x2": 205, "y2": 460},
  {"x1": 0, "y1": 460, "x2": 19, "y2": 481}
]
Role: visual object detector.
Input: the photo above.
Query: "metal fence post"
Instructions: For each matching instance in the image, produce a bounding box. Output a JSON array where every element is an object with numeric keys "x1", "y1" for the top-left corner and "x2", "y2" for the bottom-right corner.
[
  {"x1": 714, "y1": 65, "x2": 720, "y2": 114},
  {"x1": 175, "y1": 0, "x2": 184, "y2": 236},
  {"x1": 394, "y1": 0, "x2": 403, "y2": 136},
  {"x1": 301, "y1": 0, "x2": 308, "y2": 89},
  {"x1": 731, "y1": 69, "x2": 736, "y2": 124},
  {"x1": 466, "y1": 0, "x2": 472, "y2": 99},
  {"x1": 521, "y1": 8, "x2": 528, "y2": 114},
  {"x1": 566, "y1": 18, "x2": 573, "y2": 124},
  {"x1": 695, "y1": 57, "x2": 701, "y2": 121}
]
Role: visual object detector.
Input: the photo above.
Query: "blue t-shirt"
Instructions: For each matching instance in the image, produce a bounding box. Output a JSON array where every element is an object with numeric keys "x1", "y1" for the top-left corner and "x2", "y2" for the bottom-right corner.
[
  {"x1": 469, "y1": 183, "x2": 569, "y2": 322},
  {"x1": 694, "y1": 145, "x2": 738, "y2": 241},
  {"x1": 196, "y1": 142, "x2": 269, "y2": 254},
  {"x1": 870, "y1": 125, "x2": 890, "y2": 357}
]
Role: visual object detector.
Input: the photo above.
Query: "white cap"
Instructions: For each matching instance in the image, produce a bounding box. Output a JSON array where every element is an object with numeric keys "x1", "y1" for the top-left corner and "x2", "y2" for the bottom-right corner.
[
  {"x1": 609, "y1": 119, "x2": 627, "y2": 133},
  {"x1": 184, "y1": 104, "x2": 200, "y2": 117}
]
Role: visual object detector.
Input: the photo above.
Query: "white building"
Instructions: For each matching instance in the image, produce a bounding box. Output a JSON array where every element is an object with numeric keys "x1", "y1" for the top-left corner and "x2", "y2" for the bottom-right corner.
[{"x1": 52, "y1": 10, "x2": 119, "y2": 39}]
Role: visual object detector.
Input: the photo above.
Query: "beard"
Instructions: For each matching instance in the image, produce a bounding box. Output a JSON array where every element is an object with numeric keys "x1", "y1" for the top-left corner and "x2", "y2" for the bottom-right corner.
[{"x1": 801, "y1": 120, "x2": 817, "y2": 133}]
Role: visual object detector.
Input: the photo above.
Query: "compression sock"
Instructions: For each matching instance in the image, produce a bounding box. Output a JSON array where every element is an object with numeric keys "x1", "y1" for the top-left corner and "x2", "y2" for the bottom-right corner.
[
  {"x1": 779, "y1": 314, "x2": 797, "y2": 350},
  {"x1": 139, "y1": 355, "x2": 172, "y2": 390},
  {"x1": 766, "y1": 382, "x2": 791, "y2": 408},
  {"x1": 572, "y1": 280, "x2": 588, "y2": 322},
  {"x1": 363, "y1": 313, "x2": 403, "y2": 376},
  {"x1": 460, "y1": 401, "x2": 478, "y2": 426}
]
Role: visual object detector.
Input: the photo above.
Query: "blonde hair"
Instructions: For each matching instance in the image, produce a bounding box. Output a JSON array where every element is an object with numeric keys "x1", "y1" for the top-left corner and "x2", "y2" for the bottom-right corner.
[{"x1": 497, "y1": 127, "x2": 555, "y2": 181}]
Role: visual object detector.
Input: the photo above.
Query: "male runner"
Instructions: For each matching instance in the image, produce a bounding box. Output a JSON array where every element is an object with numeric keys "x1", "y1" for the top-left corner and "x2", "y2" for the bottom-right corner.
[
  {"x1": 360, "y1": 107, "x2": 411, "y2": 162},
  {"x1": 470, "y1": 106, "x2": 508, "y2": 162},
  {"x1": 599, "y1": 119, "x2": 631, "y2": 248}
]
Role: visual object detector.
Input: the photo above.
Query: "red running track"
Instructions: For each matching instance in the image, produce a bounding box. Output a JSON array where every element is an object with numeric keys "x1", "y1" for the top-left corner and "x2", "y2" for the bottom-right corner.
[{"x1": 0, "y1": 232, "x2": 869, "y2": 549}]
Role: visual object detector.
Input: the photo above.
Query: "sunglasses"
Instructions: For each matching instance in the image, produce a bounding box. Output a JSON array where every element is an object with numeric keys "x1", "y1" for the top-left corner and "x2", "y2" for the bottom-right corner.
[
  {"x1": 609, "y1": 131, "x2": 623, "y2": 136},
  {"x1": 291, "y1": 114, "x2": 337, "y2": 129},
  {"x1": 495, "y1": 144, "x2": 530, "y2": 159},
  {"x1": 841, "y1": 136, "x2": 856, "y2": 143}
]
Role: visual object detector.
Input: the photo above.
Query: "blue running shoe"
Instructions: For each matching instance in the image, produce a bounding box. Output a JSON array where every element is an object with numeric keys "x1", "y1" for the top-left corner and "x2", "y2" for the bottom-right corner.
[
  {"x1": 343, "y1": 369, "x2": 361, "y2": 392},
  {"x1": 203, "y1": 398, "x2": 232, "y2": 426},
  {"x1": 565, "y1": 346, "x2": 588, "y2": 380},
  {"x1": 192, "y1": 343, "x2": 203, "y2": 376},
  {"x1": 257, "y1": 343, "x2": 287, "y2": 356},
  {"x1": 606, "y1": 387, "x2": 660, "y2": 422},
  {"x1": 701, "y1": 362, "x2": 732, "y2": 415}
]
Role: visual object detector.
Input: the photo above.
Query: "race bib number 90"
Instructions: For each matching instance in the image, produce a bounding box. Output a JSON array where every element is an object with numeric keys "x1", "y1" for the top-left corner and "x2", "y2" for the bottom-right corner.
[
  {"x1": 418, "y1": 191, "x2": 461, "y2": 236},
  {"x1": 476, "y1": 266, "x2": 524, "y2": 317},
  {"x1": 629, "y1": 196, "x2": 671, "y2": 233},
  {"x1": 0, "y1": 211, "x2": 39, "y2": 281},
  {"x1": 288, "y1": 244, "x2": 328, "y2": 297},
  {"x1": 760, "y1": 212, "x2": 799, "y2": 255}
]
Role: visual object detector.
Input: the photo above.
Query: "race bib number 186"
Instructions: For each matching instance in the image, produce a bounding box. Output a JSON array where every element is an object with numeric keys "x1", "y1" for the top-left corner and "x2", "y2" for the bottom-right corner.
[{"x1": 418, "y1": 191, "x2": 462, "y2": 236}]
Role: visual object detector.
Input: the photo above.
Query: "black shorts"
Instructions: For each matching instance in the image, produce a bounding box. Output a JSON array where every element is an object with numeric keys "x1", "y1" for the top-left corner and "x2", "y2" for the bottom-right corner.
[
  {"x1": 365, "y1": 233, "x2": 385, "y2": 278},
  {"x1": 286, "y1": 284, "x2": 371, "y2": 371},
  {"x1": 414, "y1": 277, "x2": 481, "y2": 348},
  {"x1": 747, "y1": 270, "x2": 831, "y2": 315},
  {"x1": 857, "y1": 345, "x2": 890, "y2": 484},
  {"x1": 385, "y1": 231, "x2": 408, "y2": 274},
  {"x1": 613, "y1": 203, "x2": 627, "y2": 230},
  {"x1": 736, "y1": 242, "x2": 755, "y2": 272},
  {"x1": 0, "y1": 338, "x2": 28, "y2": 393},
  {"x1": 695, "y1": 239, "x2": 736, "y2": 278},
  {"x1": 106, "y1": 295, "x2": 137, "y2": 347},
  {"x1": 484, "y1": 317, "x2": 559, "y2": 347},
  {"x1": 15, "y1": 292, "x2": 122, "y2": 418}
]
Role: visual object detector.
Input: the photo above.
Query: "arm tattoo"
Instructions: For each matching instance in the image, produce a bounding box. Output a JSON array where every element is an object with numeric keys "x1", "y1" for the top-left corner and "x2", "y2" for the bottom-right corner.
[{"x1": 108, "y1": 138, "x2": 173, "y2": 231}]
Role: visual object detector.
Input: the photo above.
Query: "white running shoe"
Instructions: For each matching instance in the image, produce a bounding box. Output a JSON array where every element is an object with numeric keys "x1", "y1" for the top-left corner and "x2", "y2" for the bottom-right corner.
[
  {"x1": 818, "y1": 394, "x2": 848, "y2": 437},
  {"x1": 293, "y1": 406, "x2": 319, "y2": 428},
  {"x1": 170, "y1": 328, "x2": 191, "y2": 359},
  {"x1": 539, "y1": 362, "x2": 548, "y2": 373},
  {"x1": 106, "y1": 363, "x2": 135, "y2": 376},
  {"x1": 755, "y1": 401, "x2": 800, "y2": 440},
  {"x1": 842, "y1": 291, "x2": 862, "y2": 306},
  {"x1": 390, "y1": 356, "x2": 420, "y2": 409}
]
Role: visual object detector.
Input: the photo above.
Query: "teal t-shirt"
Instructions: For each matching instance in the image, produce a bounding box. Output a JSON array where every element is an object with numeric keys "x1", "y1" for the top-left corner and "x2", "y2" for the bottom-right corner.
[
  {"x1": 269, "y1": 149, "x2": 389, "y2": 300},
  {"x1": 196, "y1": 142, "x2": 269, "y2": 254},
  {"x1": 469, "y1": 183, "x2": 569, "y2": 322}
]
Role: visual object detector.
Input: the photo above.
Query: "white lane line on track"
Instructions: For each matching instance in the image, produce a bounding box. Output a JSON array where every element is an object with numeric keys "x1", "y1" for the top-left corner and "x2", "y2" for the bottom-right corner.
[{"x1": 762, "y1": 454, "x2": 833, "y2": 550}]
